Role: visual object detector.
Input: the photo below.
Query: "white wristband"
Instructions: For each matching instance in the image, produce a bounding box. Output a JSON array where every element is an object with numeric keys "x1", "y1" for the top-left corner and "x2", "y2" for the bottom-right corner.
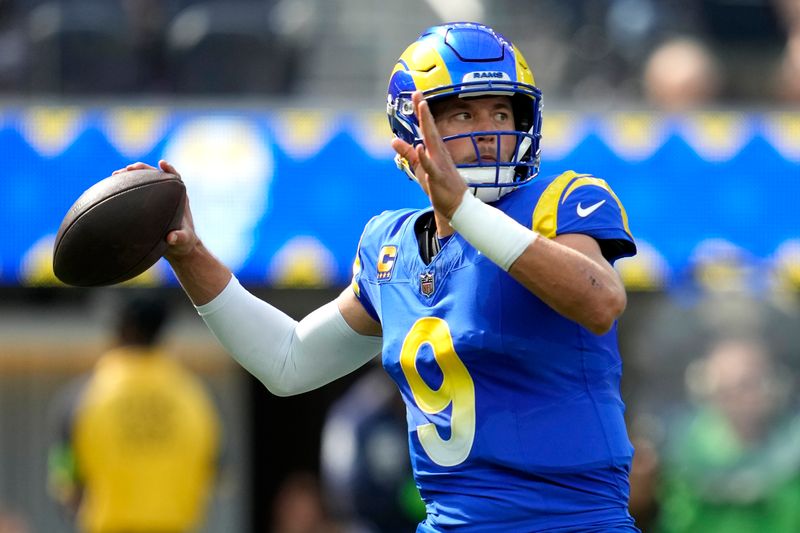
[{"x1": 448, "y1": 190, "x2": 537, "y2": 271}]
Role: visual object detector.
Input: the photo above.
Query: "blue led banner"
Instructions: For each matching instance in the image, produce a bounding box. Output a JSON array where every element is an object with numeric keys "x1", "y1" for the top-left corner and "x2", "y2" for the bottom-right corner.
[{"x1": 1, "y1": 106, "x2": 798, "y2": 290}]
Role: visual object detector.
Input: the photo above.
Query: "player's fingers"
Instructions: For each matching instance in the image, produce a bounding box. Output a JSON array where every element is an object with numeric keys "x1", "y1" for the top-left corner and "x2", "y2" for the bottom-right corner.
[
  {"x1": 158, "y1": 160, "x2": 181, "y2": 179},
  {"x1": 164, "y1": 230, "x2": 190, "y2": 259},
  {"x1": 418, "y1": 102, "x2": 442, "y2": 148},
  {"x1": 412, "y1": 92, "x2": 432, "y2": 133},
  {"x1": 416, "y1": 144, "x2": 432, "y2": 172},
  {"x1": 417, "y1": 145, "x2": 448, "y2": 188},
  {"x1": 166, "y1": 229, "x2": 193, "y2": 247},
  {"x1": 415, "y1": 144, "x2": 442, "y2": 184},
  {"x1": 391, "y1": 137, "x2": 419, "y2": 167},
  {"x1": 414, "y1": 97, "x2": 446, "y2": 160},
  {"x1": 182, "y1": 195, "x2": 195, "y2": 224},
  {"x1": 413, "y1": 156, "x2": 430, "y2": 190},
  {"x1": 127, "y1": 162, "x2": 156, "y2": 171},
  {"x1": 112, "y1": 162, "x2": 152, "y2": 175},
  {"x1": 111, "y1": 161, "x2": 155, "y2": 176}
]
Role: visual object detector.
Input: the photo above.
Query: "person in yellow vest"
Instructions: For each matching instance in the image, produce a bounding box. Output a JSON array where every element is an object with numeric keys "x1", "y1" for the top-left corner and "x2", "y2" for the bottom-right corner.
[{"x1": 47, "y1": 295, "x2": 221, "y2": 533}]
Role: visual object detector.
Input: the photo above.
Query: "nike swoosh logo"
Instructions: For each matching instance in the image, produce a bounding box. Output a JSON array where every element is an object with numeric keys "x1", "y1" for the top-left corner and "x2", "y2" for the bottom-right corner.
[{"x1": 576, "y1": 199, "x2": 606, "y2": 217}]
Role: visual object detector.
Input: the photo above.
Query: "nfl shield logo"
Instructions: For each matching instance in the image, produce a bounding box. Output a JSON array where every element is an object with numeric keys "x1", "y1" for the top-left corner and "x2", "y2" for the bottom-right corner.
[{"x1": 419, "y1": 271, "x2": 435, "y2": 297}]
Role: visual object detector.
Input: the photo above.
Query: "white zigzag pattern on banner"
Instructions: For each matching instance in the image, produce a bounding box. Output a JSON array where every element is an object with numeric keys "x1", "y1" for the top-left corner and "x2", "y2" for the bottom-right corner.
[
  {"x1": 102, "y1": 107, "x2": 168, "y2": 159},
  {"x1": 271, "y1": 109, "x2": 341, "y2": 159},
  {"x1": 7, "y1": 108, "x2": 800, "y2": 165},
  {"x1": 615, "y1": 239, "x2": 670, "y2": 290},
  {"x1": 600, "y1": 113, "x2": 671, "y2": 161},
  {"x1": 21, "y1": 106, "x2": 85, "y2": 157},
  {"x1": 349, "y1": 111, "x2": 395, "y2": 158},
  {"x1": 678, "y1": 113, "x2": 753, "y2": 162},
  {"x1": 763, "y1": 113, "x2": 800, "y2": 162},
  {"x1": 540, "y1": 112, "x2": 587, "y2": 159}
]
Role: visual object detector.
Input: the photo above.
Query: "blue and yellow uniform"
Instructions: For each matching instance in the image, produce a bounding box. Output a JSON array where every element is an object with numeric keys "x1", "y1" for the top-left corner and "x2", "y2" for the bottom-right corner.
[{"x1": 352, "y1": 171, "x2": 638, "y2": 531}]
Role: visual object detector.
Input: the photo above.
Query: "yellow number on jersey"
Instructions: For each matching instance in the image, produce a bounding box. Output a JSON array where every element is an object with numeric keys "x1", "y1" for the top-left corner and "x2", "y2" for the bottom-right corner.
[{"x1": 400, "y1": 317, "x2": 475, "y2": 467}]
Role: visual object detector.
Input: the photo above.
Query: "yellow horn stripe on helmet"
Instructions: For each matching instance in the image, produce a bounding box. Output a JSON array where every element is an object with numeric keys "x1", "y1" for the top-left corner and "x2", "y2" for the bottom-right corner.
[
  {"x1": 390, "y1": 41, "x2": 453, "y2": 93},
  {"x1": 513, "y1": 45, "x2": 535, "y2": 86}
]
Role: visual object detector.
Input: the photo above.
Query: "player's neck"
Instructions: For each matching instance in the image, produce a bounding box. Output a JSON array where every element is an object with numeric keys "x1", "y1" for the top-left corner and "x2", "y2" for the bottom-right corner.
[
  {"x1": 433, "y1": 210, "x2": 455, "y2": 238},
  {"x1": 415, "y1": 210, "x2": 453, "y2": 265}
]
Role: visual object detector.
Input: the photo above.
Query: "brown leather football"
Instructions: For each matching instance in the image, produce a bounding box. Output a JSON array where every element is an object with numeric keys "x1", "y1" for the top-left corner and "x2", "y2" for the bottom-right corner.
[{"x1": 53, "y1": 169, "x2": 185, "y2": 287}]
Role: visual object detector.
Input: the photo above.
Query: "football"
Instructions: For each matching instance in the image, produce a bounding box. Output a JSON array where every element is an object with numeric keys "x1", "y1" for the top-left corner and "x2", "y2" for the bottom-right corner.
[{"x1": 53, "y1": 169, "x2": 186, "y2": 287}]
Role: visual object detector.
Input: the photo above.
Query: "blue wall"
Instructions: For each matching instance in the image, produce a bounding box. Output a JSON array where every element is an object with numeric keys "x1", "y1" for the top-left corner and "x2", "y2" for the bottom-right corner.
[{"x1": 1, "y1": 106, "x2": 797, "y2": 289}]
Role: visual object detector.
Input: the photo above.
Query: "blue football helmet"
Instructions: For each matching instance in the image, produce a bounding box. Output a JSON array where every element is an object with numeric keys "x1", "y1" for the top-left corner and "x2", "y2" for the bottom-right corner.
[{"x1": 387, "y1": 22, "x2": 543, "y2": 202}]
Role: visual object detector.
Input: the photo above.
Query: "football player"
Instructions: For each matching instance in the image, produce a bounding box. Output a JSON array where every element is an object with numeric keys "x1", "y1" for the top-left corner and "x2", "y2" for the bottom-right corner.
[{"x1": 118, "y1": 22, "x2": 638, "y2": 532}]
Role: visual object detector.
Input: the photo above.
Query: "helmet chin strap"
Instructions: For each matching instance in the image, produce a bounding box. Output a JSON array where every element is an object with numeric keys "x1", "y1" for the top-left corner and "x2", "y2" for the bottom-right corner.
[
  {"x1": 454, "y1": 132, "x2": 534, "y2": 203},
  {"x1": 395, "y1": 128, "x2": 535, "y2": 203},
  {"x1": 458, "y1": 167, "x2": 516, "y2": 202},
  {"x1": 397, "y1": 155, "x2": 518, "y2": 203}
]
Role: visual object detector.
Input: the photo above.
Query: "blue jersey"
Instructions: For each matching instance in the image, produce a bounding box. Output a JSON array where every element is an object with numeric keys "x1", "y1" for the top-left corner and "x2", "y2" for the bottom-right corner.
[{"x1": 351, "y1": 171, "x2": 638, "y2": 532}]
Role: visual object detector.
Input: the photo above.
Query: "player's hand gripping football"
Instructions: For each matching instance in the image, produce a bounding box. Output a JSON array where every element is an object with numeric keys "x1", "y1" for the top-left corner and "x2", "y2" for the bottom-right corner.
[
  {"x1": 111, "y1": 160, "x2": 199, "y2": 261},
  {"x1": 391, "y1": 91, "x2": 468, "y2": 219}
]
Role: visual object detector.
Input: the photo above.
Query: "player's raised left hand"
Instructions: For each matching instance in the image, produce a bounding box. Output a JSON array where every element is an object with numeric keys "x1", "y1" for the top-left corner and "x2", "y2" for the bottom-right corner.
[{"x1": 391, "y1": 91, "x2": 467, "y2": 219}]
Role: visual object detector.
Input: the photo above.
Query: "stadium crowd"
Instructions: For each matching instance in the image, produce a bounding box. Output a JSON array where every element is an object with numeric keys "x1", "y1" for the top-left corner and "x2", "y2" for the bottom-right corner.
[{"x1": 0, "y1": 0, "x2": 798, "y2": 105}]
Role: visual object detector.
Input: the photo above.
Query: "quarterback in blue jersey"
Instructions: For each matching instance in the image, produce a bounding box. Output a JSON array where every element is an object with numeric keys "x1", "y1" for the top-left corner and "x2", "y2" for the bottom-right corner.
[{"x1": 117, "y1": 22, "x2": 638, "y2": 532}]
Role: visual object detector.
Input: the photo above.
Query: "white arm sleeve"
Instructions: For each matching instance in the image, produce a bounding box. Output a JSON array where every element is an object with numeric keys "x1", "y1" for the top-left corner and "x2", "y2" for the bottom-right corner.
[{"x1": 196, "y1": 276, "x2": 382, "y2": 396}]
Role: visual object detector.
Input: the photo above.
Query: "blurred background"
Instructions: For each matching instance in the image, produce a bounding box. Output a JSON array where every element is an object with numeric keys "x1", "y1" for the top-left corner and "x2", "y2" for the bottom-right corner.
[{"x1": 1, "y1": 0, "x2": 799, "y2": 532}]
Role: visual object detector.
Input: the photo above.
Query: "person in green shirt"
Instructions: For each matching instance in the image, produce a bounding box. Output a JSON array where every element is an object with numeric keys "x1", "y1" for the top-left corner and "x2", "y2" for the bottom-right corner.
[{"x1": 657, "y1": 336, "x2": 800, "y2": 533}]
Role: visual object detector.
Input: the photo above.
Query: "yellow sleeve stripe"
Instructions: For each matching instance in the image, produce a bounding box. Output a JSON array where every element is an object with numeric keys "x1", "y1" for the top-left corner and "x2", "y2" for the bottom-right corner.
[
  {"x1": 350, "y1": 255, "x2": 361, "y2": 297},
  {"x1": 531, "y1": 170, "x2": 586, "y2": 238},
  {"x1": 531, "y1": 171, "x2": 632, "y2": 238}
]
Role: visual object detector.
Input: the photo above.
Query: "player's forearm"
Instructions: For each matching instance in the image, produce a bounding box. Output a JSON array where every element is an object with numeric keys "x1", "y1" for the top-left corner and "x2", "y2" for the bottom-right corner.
[
  {"x1": 447, "y1": 191, "x2": 625, "y2": 334},
  {"x1": 167, "y1": 243, "x2": 233, "y2": 306},
  {"x1": 197, "y1": 277, "x2": 382, "y2": 396},
  {"x1": 509, "y1": 238, "x2": 626, "y2": 334}
]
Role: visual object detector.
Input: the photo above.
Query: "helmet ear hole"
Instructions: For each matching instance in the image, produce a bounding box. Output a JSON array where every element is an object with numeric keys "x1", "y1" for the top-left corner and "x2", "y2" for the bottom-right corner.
[
  {"x1": 512, "y1": 93, "x2": 532, "y2": 132},
  {"x1": 400, "y1": 99, "x2": 415, "y2": 116}
]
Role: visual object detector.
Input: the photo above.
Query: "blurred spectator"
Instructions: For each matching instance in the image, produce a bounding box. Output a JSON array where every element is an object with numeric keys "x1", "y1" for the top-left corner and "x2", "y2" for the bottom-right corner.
[
  {"x1": 622, "y1": 240, "x2": 800, "y2": 532},
  {"x1": 656, "y1": 337, "x2": 800, "y2": 533},
  {"x1": 628, "y1": 434, "x2": 660, "y2": 532},
  {"x1": 164, "y1": 0, "x2": 306, "y2": 95},
  {"x1": 774, "y1": 0, "x2": 800, "y2": 102},
  {"x1": 27, "y1": 0, "x2": 141, "y2": 94},
  {"x1": 0, "y1": 0, "x2": 27, "y2": 91},
  {"x1": 0, "y1": 0, "x2": 793, "y2": 102},
  {"x1": 270, "y1": 471, "x2": 340, "y2": 533},
  {"x1": 624, "y1": 239, "x2": 800, "y2": 442},
  {"x1": 121, "y1": 0, "x2": 170, "y2": 91},
  {"x1": 0, "y1": 507, "x2": 29, "y2": 533},
  {"x1": 775, "y1": 39, "x2": 800, "y2": 102},
  {"x1": 47, "y1": 294, "x2": 222, "y2": 533},
  {"x1": 320, "y1": 367, "x2": 425, "y2": 533},
  {"x1": 643, "y1": 37, "x2": 722, "y2": 111}
]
